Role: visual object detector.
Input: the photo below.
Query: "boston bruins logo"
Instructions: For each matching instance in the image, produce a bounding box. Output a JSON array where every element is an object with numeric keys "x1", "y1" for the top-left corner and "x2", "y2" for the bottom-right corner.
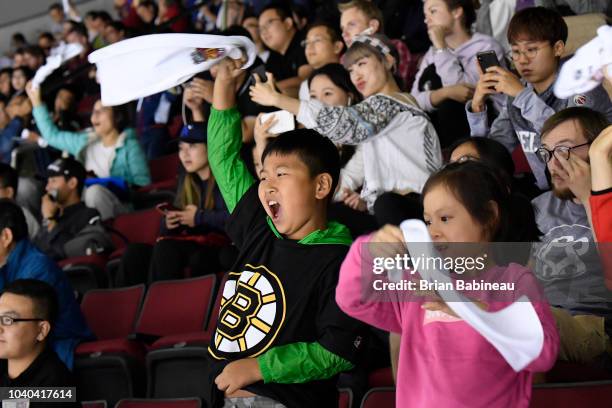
[{"x1": 209, "y1": 264, "x2": 286, "y2": 360}]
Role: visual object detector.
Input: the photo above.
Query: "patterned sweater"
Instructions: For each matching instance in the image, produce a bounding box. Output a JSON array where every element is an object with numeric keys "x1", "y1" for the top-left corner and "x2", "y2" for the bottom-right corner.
[{"x1": 297, "y1": 93, "x2": 443, "y2": 212}]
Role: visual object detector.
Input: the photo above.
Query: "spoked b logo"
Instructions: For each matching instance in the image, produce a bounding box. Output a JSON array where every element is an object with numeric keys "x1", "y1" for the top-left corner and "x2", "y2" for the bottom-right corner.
[{"x1": 209, "y1": 265, "x2": 286, "y2": 359}]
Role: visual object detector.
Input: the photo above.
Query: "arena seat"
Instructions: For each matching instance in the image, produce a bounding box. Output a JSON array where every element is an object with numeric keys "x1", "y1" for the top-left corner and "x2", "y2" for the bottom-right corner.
[
  {"x1": 79, "y1": 285, "x2": 145, "y2": 341},
  {"x1": 115, "y1": 398, "x2": 201, "y2": 408},
  {"x1": 368, "y1": 367, "x2": 394, "y2": 388},
  {"x1": 531, "y1": 380, "x2": 612, "y2": 407},
  {"x1": 138, "y1": 153, "x2": 180, "y2": 193},
  {"x1": 82, "y1": 401, "x2": 107, "y2": 408},
  {"x1": 146, "y1": 274, "x2": 226, "y2": 398},
  {"x1": 75, "y1": 276, "x2": 215, "y2": 404},
  {"x1": 360, "y1": 387, "x2": 395, "y2": 408},
  {"x1": 338, "y1": 388, "x2": 353, "y2": 408}
]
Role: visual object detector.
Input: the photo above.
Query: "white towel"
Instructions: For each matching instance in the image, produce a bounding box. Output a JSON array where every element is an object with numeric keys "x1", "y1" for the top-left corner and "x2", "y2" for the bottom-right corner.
[
  {"x1": 555, "y1": 25, "x2": 612, "y2": 99},
  {"x1": 31, "y1": 42, "x2": 84, "y2": 89},
  {"x1": 88, "y1": 33, "x2": 257, "y2": 106},
  {"x1": 399, "y1": 219, "x2": 545, "y2": 372}
]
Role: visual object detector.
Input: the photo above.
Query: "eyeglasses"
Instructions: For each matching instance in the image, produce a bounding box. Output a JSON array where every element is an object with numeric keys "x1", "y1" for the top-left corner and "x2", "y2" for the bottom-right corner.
[
  {"x1": 508, "y1": 46, "x2": 546, "y2": 61},
  {"x1": 536, "y1": 142, "x2": 591, "y2": 163},
  {"x1": 0, "y1": 315, "x2": 43, "y2": 326},
  {"x1": 258, "y1": 18, "x2": 281, "y2": 33}
]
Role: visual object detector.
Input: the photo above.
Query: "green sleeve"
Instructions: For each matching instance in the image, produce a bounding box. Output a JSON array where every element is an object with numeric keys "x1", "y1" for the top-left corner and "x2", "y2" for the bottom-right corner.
[
  {"x1": 32, "y1": 105, "x2": 89, "y2": 157},
  {"x1": 257, "y1": 342, "x2": 354, "y2": 384},
  {"x1": 207, "y1": 107, "x2": 255, "y2": 213}
]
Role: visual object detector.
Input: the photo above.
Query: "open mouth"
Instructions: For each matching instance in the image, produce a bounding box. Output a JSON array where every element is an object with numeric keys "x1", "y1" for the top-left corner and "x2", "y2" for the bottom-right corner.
[
  {"x1": 268, "y1": 200, "x2": 281, "y2": 220},
  {"x1": 434, "y1": 243, "x2": 449, "y2": 253}
]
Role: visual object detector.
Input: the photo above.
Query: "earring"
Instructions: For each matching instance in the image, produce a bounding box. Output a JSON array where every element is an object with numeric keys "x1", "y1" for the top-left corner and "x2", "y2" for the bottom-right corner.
[{"x1": 347, "y1": 96, "x2": 352, "y2": 105}]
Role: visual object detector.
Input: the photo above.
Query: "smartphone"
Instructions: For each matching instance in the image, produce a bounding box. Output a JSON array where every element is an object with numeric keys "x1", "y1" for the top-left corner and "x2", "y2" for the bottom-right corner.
[
  {"x1": 477, "y1": 51, "x2": 501, "y2": 72},
  {"x1": 260, "y1": 110, "x2": 295, "y2": 134},
  {"x1": 156, "y1": 202, "x2": 180, "y2": 214}
]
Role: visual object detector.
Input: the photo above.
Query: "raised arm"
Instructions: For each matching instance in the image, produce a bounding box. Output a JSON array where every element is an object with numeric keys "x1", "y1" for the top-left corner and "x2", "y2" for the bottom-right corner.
[{"x1": 207, "y1": 58, "x2": 255, "y2": 213}]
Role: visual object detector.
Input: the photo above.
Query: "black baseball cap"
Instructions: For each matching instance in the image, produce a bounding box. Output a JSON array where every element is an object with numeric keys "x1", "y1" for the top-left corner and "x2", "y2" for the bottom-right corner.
[
  {"x1": 46, "y1": 158, "x2": 87, "y2": 184},
  {"x1": 179, "y1": 122, "x2": 207, "y2": 144}
]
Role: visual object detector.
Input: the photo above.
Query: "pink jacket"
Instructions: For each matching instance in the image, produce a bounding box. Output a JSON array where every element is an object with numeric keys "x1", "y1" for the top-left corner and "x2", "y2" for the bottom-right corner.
[{"x1": 336, "y1": 235, "x2": 559, "y2": 408}]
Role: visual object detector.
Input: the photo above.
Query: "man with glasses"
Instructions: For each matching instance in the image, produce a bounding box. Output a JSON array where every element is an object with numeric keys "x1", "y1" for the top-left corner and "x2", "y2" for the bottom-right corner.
[
  {"x1": 0, "y1": 200, "x2": 92, "y2": 370},
  {"x1": 532, "y1": 107, "x2": 612, "y2": 364},
  {"x1": 466, "y1": 7, "x2": 612, "y2": 191},
  {"x1": 0, "y1": 279, "x2": 79, "y2": 406},
  {"x1": 258, "y1": 3, "x2": 311, "y2": 97}
]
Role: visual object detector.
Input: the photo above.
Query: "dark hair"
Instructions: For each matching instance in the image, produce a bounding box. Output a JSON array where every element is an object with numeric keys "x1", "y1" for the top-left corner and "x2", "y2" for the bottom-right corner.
[
  {"x1": 11, "y1": 33, "x2": 26, "y2": 44},
  {"x1": 438, "y1": 0, "x2": 476, "y2": 30},
  {"x1": 3, "y1": 279, "x2": 59, "y2": 327},
  {"x1": 137, "y1": 0, "x2": 159, "y2": 19},
  {"x1": 507, "y1": 7, "x2": 567, "y2": 46},
  {"x1": 0, "y1": 163, "x2": 18, "y2": 196},
  {"x1": 24, "y1": 45, "x2": 46, "y2": 61},
  {"x1": 48, "y1": 3, "x2": 62, "y2": 12},
  {"x1": 38, "y1": 32, "x2": 54, "y2": 42},
  {"x1": 422, "y1": 161, "x2": 541, "y2": 243},
  {"x1": 449, "y1": 138, "x2": 515, "y2": 184},
  {"x1": 12, "y1": 66, "x2": 34, "y2": 81},
  {"x1": 307, "y1": 63, "x2": 361, "y2": 103},
  {"x1": 260, "y1": 2, "x2": 294, "y2": 25},
  {"x1": 541, "y1": 107, "x2": 610, "y2": 144},
  {"x1": 109, "y1": 103, "x2": 131, "y2": 133},
  {"x1": 0, "y1": 199, "x2": 28, "y2": 242},
  {"x1": 107, "y1": 20, "x2": 126, "y2": 34},
  {"x1": 261, "y1": 129, "x2": 341, "y2": 203},
  {"x1": 342, "y1": 33, "x2": 399, "y2": 72},
  {"x1": 222, "y1": 25, "x2": 252, "y2": 40},
  {"x1": 67, "y1": 22, "x2": 88, "y2": 38},
  {"x1": 306, "y1": 20, "x2": 343, "y2": 44},
  {"x1": 95, "y1": 11, "x2": 113, "y2": 24}
]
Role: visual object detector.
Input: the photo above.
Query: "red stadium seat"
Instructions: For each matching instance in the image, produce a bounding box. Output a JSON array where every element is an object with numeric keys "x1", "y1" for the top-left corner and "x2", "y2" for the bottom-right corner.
[
  {"x1": 82, "y1": 401, "x2": 107, "y2": 408},
  {"x1": 146, "y1": 273, "x2": 226, "y2": 399},
  {"x1": 75, "y1": 276, "x2": 215, "y2": 404},
  {"x1": 115, "y1": 398, "x2": 201, "y2": 408},
  {"x1": 80, "y1": 285, "x2": 145, "y2": 340},
  {"x1": 531, "y1": 381, "x2": 612, "y2": 407},
  {"x1": 338, "y1": 388, "x2": 353, "y2": 408},
  {"x1": 360, "y1": 387, "x2": 396, "y2": 408},
  {"x1": 136, "y1": 275, "x2": 216, "y2": 338},
  {"x1": 149, "y1": 154, "x2": 180, "y2": 184},
  {"x1": 108, "y1": 208, "x2": 163, "y2": 260},
  {"x1": 138, "y1": 154, "x2": 180, "y2": 193},
  {"x1": 368, "y1": 367, "x2": 394, "y2": 388},
  {"x1": 59, "y1": 254, "x2": 111, "y2": 297}
]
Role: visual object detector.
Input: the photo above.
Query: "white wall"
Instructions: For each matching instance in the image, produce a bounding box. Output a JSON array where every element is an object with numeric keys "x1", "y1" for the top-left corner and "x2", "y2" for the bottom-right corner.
[{"x1": 0, "y1": 0, "x2": 116, "y2": 55}]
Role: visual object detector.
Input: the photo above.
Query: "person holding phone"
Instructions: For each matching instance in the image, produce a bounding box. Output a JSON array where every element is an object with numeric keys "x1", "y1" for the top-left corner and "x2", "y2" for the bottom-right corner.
[
  {"x1": 467, "y1": 7, "x2": 612, "y2": 192},
  {"x1": 411, "y1": 0, "x2": 506, "y2": 147},
  {"x1": 116, "y1": 121, "x2": 230, "y2": 286}
]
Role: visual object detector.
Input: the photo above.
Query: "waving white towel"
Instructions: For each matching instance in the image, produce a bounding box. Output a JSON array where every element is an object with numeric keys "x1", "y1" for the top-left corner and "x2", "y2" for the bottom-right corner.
[
  {"x1": 88, "y1": 33, "x2": 257, "y2": 106},
  {"x1": 32, "y1": 42, "x2": 84, "y2": 90},
  {"x1": 555, "y1": 25, "x2": 612, "y2": 99},
  {"x1": 399, "y1": 219, "x2": 545, "y2": 372}
]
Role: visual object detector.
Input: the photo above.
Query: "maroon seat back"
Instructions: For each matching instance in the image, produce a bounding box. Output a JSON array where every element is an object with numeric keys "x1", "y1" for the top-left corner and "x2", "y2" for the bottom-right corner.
[{"x1": 81, "y1": 285, "x2": 145, "y2": 340}]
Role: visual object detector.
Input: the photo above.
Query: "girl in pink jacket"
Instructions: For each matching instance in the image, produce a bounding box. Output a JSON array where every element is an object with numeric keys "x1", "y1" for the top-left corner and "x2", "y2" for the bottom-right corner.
[{"x1": 336, "y1": 161, "x2": 559, "y2": 408}]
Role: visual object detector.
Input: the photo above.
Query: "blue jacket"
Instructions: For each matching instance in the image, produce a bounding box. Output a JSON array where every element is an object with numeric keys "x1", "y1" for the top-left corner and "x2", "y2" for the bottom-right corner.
[{"x1": 0, "y1": 240, "x2": 94, "y2": 368}]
